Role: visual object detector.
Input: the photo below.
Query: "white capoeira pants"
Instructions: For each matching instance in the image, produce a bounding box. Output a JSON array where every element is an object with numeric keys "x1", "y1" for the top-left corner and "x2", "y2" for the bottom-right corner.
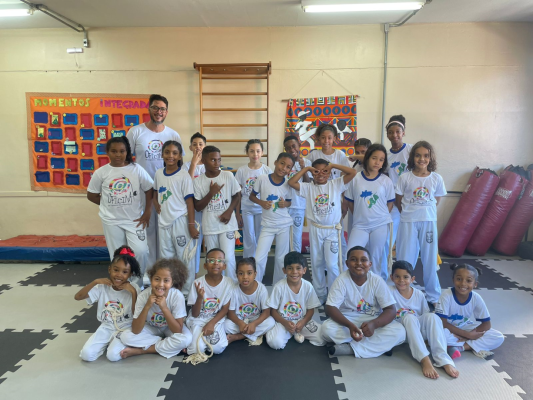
[
  {"x1": 396, "y1": 221, "x2": 441, "y2": 304},
  {"x1": 266, "y1": 319, "x2": 325, "y2": 350},
  {"x1": 444, "y1": 325, "x2": 504, "y2": 353},
  {"x1": 145, "y1": 205, "x2": 159, "y2": 269},
  {"x1": 309, "y1": 225, "x2": 344, "y2": 302},
  {"x1": 400, "y1": 313, "x2": 454, "y2": 367},
  {"x1": 204, "y1": 231, "x2": 237, "y2": 283},
  {"x1": 255, "y1": 225, "x2": 291, "y2": 284},
  {"x1": 389, "y1": 204, "x2": 401, "y2": 247},
  {"x1": 224, "y1": 316, "x2": 276, "y2": 342},
  {"x1": 193, "y1": 210, "x2": 203, "y2": 273},
  {"x1": 159, "y1": 214, "x2": 197, "y2": 299},
  {"x1": 106, "y1": 324, "x2": 192, "y2": 361},
  {"x1": 321, "y1": 313, "x2": 406, "y2": 358},
  {"x1": 242, "y1": 210, "x2": 262, "y2": 258},
  {"x1": 186, "y1": 316, "x2": 228, "y2": 355},
  {"x1": 102, "y1": 221, "x2": 149, "y2": 288},
  {"x1": 79, "y1": 323, "x2": 119, "y2": 362},
  {"x1": 348, "y1": 223, "x2": 390, "y2": 280},
  {"x1": 288, "y1": 208, "x2": 305, "y2": 253}
]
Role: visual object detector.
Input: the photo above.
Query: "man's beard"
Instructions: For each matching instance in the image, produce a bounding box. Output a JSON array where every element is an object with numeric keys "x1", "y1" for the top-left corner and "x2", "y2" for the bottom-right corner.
[{"x1": 150, "y1": 115, "x2": 166, "y2": 125}]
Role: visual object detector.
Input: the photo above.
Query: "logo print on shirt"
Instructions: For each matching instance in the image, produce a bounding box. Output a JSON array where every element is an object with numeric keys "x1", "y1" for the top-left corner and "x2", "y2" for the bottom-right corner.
[
  {"x1": 238, "y1": 303, "x2": 260, "y2": 320},
  {"x1": 109, "y1": 176, "x2": 132, "y2": 196},
  {"x1": 207, "y1": 191, "x2": 227, "y2": 212},
  {"x1": 396, "y1": 307, "x2": 415, "y2": 319},
  {"x1": 200, "y1": 297, "x2": 220, "y2": 318},
  {"x1": 449, "y1": 313, "x2": 471, "y2": 327},
  {"x1": 391, "y1": 161, "x2": 407, "y2": 176},
  {"x1": 159, "y1": 186, "x2": 173, "y2": 205},
  {"x1": 101, "y1": 300, "x2": 126, "y2": 324},
  {"x1": 145, "y1": 140, "x2": 163, "y2": 160},
  {"x1": 360, "y1": 190, "x2": 379, "y2": 209},
  {"x1": 411, "y1": 187, "x2": 430, "y2": 205},
  {"x1": 283, "y1": 301, "x2": 303, "y2": 321},
  {"x1": 357, "y1": 298, "x2": 373, "y2": 315},
  {"x1": 314, "y1": 193, "x2": 332, "y2": 216},
  {"x1": 244, "y1": 176, "x2": 257, "y2": 195},
  {"x1": 266, "y1": 194, "x2": 280, "y2": 212},
  {"x1": 150, "y1": 311, "x2": 167, "y2": 327},
  {"x1": 108, "y1": 176, "x2": 134, "y2": 206}
]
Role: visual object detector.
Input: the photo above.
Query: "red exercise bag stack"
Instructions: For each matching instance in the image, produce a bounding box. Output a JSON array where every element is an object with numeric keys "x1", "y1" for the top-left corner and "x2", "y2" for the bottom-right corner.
[
  {"x1": 466, "y1": 166, "x2": 526, "y2": 256},
  {"x1": 492, "y1": 177, "x2": 533, "y2": 255},
  {"x1": 439, "y1": 168, "x2": 499, "y2": 257}
]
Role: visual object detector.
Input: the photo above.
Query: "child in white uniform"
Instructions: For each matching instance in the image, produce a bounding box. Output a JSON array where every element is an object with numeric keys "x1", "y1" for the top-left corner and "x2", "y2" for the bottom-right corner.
[
  {"x1": 194, "y1": 146, "x2": 241, "y2": 282},
  {"x1": 235, "y1": 140, "x2": 272, "y2": 258},
  {"x1": 266, "y1": 252, "x2": 325, "y2": 350},
  {"x1": 108, "y1": 258, "x2": 192, "y2": 360},
  {"x1": 345, "y1": 144, "x2": 394, "y2": 280},
  {"x1": 284, "y1": 135, "x2": 312, "y2": 253},
  {"x1": 225, "y1": 257, "x2": 276, "y2": 345},
  {"x1": 436, "y1": 264, "x2": 504, "y2": 359},
  {"x1": 390, "y1": 260, "x2": 459, "y2": 379},
  {"x1": 288, "y1": 159, "x2": 356, "y2": 304},
  {"x1": 87, "y1": 137, "x2": 154, "y2": 287},
  {"x1": 75, "y1": 246, "x2": 141, "y2": 361},
  {"x1": 306, "y1": 124, "x2": 351, "y2": 181},
  {"x1": 153, "y1": 140, "x2": 199, "y2": 299},
  {"x1": 385, "y1": 115, "x2": 412, "y2": 247},
  {"x1": 322, "y1": 246, "x2": 405, "y2": 357},
  {"x1": 251, "y1": 153, "x2": 295, "y2": 284},
  {"x1": 186, "y1": 248, "x2": 233, "y2": 356},
  {"x1": 183, "y1": 132, "x2": 207, "y2": 274},
  {"x1": 395, "y1": 141, "x2": 446, "y2": 305}
]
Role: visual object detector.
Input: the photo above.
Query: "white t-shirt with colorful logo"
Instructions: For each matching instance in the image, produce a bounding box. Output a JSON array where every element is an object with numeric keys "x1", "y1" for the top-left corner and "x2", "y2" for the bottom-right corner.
[
  {"x1": 193, "y1": 171, "x2": 241, "y2": 235},
  {"x1": 435, "y1": 288, "x2": 491, "y2": 329},
  {"x1": 345, "y1": 172, "x2": 395, "y2": 230},
  {"x1": 126, "y1": 123, "x2": 185, "y2": 178},
  {"x1": 87, "y1": 163, "x2": 154, "y2": 225},
  {"x1": 87, "y1": 283, "x2": 141, "y2": 329},
  {"x1": 395, "y1": 171, "x2": 447, "y2": 222},
  {"x1": 229, "y1": 281, "x2": 270, "y2": 322},
  {"x1": 252, "y1": 174, "x2": 294, "y2": 228},
  {"x1": 389, "y1": 285, "x2": 429, "y2": 320},
  {"x1": 326, "y1": 270, "x2": 396, "y2": 316},
  {"x1": 183, "y1": 161, "x2": 206, "y2": 179},
  {"x1": 187, "y1": 275, "x2": 234, "y2": 321},
  {"x1": 266, "y1": 278, "x2": 321, "y2": 322},
  {"x1": 289, "y1": 158, "x2": 312, "y2": 210},
  {"x1": 306, "y1": 149, "x2": 351, "y2": 181},
  {"x1": 386, "y1": 143, "x2": 412, "y2": 187},
  {"x1": 133, "y1": 288, "x2": 187, "y2": 329},
  {"x1": 153, "y1": 167, "x2": 194, "y2": 228},
  {"x1": 299, "y1": 178, "x2": 347, "y2": 226},
  {"x1": 236, "y1": 164, "x2": 273, "y2": 213}
]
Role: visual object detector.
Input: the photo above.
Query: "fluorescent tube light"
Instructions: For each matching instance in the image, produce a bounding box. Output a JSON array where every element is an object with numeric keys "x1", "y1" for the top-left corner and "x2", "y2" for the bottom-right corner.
[
  {"x1": 0, "y1": 9, "x2": 31, "y2": 17},
  {"x1": 303, "y1": 3, "x2": 423, "y2": 12}
]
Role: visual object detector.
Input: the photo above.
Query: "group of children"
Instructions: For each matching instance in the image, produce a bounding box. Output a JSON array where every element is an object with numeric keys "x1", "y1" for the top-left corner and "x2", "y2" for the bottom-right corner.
[{"x1": 82, "y1": 100, "x2": 504, "y2": 378}]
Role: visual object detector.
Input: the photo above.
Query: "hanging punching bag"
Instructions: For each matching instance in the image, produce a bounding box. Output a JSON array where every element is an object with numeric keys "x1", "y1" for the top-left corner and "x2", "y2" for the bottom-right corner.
[
  {"x1": 466, "y1": 166, "x2": 526, "y2": 256},
  {"x1": 492, "y1": 178, "x2": 533, "y2": 255},
  {"x1": 439, "y1": 168, "x2": 499, "y2": 257}
]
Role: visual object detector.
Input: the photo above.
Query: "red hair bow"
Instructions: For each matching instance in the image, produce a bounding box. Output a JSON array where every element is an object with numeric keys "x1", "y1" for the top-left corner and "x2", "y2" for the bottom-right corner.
[{"x1": 119, "y1": 248, "x2": 135, "y2": 257}]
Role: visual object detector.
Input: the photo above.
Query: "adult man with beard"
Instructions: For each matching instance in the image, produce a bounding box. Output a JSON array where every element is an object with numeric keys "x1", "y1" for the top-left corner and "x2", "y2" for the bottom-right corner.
[{"x1": 127, "y1": 94, "x2": 185, "y2": 275}]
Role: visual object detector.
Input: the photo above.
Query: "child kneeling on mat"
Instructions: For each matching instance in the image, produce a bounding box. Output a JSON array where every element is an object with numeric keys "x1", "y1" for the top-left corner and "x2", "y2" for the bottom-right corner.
[
  {"x1": 107, "y1": 258, "x2": 192, "y2": 361},
  {"x1": 436, "y1": 264, "x2": 504, "y2": 360},
  {"x1": 322, "y1": 246, "x2": 405, "y2": 357},
  {"x1": 390, "y1": 260, "x2": 459, "y2": 379},
  {"x1": 266, "y1": 251, "x2": 325, "y2": 350},
  {"x1": 75, "y1": 246, "x2": 141, "y2": 362},
  {"x1": 186, "y1": 248, "x2": 233, "y2": 359}
]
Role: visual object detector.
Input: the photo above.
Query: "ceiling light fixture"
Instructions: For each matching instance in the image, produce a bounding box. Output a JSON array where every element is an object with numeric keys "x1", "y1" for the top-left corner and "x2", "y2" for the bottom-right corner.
[
  {"x1": 302, "y1": 2, "x2": 423, "y2": 13},
  {"x1": 0, "y1": 8, "x2": 32, "y2": 17}
]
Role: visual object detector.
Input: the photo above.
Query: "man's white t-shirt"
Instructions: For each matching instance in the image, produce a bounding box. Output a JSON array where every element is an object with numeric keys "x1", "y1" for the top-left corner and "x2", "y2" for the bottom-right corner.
[
  {"x1": 389, "y1": 286, "x2": 429, "y2": 319},
  {"x1": 266, "y1": 278, "x2": 321, "y2": 322},
  {"x1": 252, "y1": 174, "x2": 294, "y2": 228},
  {"x1": 435, "y1": 288, "x2": 491, "y2": 329},
  {"x1": 87, "y1": 163, "x2": 154, "y2": 225},
  {"x1": 133, "y1": 288, "x2": 187, "y2": 329},
  {"x1": 187, "y1": 275, "x2": 234, "y2": 321},
  {"x1": 87, "y1": 283, "x2": 141, "y2": 329},
  {"x1": 386, "y1": 143, "x2": 412, "y2": 187},
  {"x1": 193, "y1": 171, "x2": 241, "y2": 235},
  {"x1": 127, "y1": 123, "x2": 184, "y2": 178},
  {"x1": 229, "y1": 281, "x2": 270, "y2": 322},
  {"x1": 289, "y1": 158, "x2": 312, "y2": 210},
  {"x1": 153, "y1": 167, "x2": 194, "y2": 228},
  {"x1": 235, "y1": 164, "x2": 272, "y2": 213},
  {"x1": 299, "y1": 178, "x2": 347, "y2": 225},
  {"x1": 396, "y1": 171, "x2": 447, "y2": 222},
  {"x1": 306, "y1": 149, "x2": 350, "y2": 181}
]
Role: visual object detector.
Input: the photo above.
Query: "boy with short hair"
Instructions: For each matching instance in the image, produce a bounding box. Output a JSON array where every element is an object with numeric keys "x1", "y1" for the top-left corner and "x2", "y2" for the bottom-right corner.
[
  {"x1": 322, "y1": 246, "x2": 405, "y2": 357},
  {"x1": 193, "y1": 146, "x2": 241, "y2": 282},
  {"x1": 265, "y1": 251, "x2": 325, "y2": 350}
]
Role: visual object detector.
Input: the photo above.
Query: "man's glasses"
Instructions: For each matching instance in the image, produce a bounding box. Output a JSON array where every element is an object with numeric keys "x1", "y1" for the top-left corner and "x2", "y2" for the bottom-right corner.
[
  {"x1": 149, "y1": 106, "x2": 168, "y2": 113},
  {"x1": 206, "y1": 258, "x2": 226, "y2": 265}
]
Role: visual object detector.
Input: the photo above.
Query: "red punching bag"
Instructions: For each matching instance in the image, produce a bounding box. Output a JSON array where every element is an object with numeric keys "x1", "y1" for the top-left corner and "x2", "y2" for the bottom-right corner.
[
  {"x1": 466, "y1": 166, "x2": 526, "y2": 256},
  {"x1": 439, "y1": 168, "x2": 499, "y2": 257},
  {"x1": 492, "y1": 178, "x2": 533, "y2": 255}
]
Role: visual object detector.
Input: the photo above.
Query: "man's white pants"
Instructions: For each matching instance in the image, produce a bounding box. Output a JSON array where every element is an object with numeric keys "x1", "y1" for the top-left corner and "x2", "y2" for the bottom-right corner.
[
  {"x1": 224, "y1": 316, "x2": 276, "y2": 342},
  {"x1": 348, "y1": 224, "x2": 389, "y2": 280},
  {"x1": 444, "y1": 326, "x2": 504, "y2": 353},
  {"x1": 79, "y1": 323, "x2": 117, "y2": 362},
  {"x1": 266, "y1": 319, "x2": 325, "y2": 350},
  {"x1": 288, "y1": 208, "x2": 305, "y2": 253},
  {"x1": 158, "y1": 214, "x2": 196, "y2": 299},
  {"x1": 255, "y1": 225, "x2": 291, "y2": 284},
  {"x1": 102, "y1": 221, "x2": 149, "y2": 288},
  {"x1": 396, "y1": 221, "x2": 441, "y2": 303},
  {"x1": 204, "y1": 231, "x2": 237, "y2": 282},
  {"x1": 107, "y1": 324, "x2": 192, "y2": 360},
  {"x1": 242, "y1": 210, "x2": 262, "y2": 258},
  {"x1": 321, "y1": 313, "x2": 405, "y2": 358},
  {"x1": 186, "y1": 316, "x2": 228, "y2": 355},
  {"x1": 400, "y1": 313, "x2": 454, "y2": 367},
  {"x1": 309, "y1": 225, "x2": 343, "y2": 303}
]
